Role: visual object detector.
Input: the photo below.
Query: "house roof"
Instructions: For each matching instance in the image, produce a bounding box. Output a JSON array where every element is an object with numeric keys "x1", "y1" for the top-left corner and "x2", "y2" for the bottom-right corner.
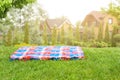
[
  {"x1": 81, "y1": 11, "x2": 108, "y2": 26},
  {"x1": 87, "y1": 11, "x2": 106, "y2": 22},
  {"x1": 40, "y1": 18, "x2": 73, "y2": 29},
  {"x1": 46, "y1": 18, "x2": 66, "y2": 28}
]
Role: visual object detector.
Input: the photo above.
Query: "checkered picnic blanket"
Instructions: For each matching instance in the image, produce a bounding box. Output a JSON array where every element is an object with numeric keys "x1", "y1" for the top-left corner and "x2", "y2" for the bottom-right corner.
[{"x1": 10, "y1": 46, "x2": 84, "y2": 60}]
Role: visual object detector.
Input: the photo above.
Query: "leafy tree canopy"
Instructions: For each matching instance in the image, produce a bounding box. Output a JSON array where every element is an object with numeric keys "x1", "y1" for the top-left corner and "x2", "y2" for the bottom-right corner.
[
  {"x1": 102, "y1": 0, "x2": 120, "y2": 20},
  {"x1": 0, "y1": 0, "x2": 36, "y2": 18}
]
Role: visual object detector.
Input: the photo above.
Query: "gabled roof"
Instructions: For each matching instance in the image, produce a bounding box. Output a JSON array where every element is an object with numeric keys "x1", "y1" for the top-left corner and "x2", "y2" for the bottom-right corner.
[
  {"x1": 86, "y1": 11, "x2": 106, "y2": 22},
  {"x1": 46, "y1": 18, "x2": 66, "y2": 28},
  {"x1": 40, "y1": 18, "x2": 73, "y2": 29},
  {"x1": 81, "y1": 11, "x2": 108, "y2": 26}
]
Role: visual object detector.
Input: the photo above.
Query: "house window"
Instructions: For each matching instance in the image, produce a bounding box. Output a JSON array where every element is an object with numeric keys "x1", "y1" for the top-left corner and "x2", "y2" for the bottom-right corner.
[{"x1": 108, "y1": 18, "x2": 113, "y2": 24}]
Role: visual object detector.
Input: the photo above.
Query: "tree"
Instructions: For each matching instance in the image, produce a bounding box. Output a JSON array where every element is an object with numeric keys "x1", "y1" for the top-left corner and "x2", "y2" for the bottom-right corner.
[
  {"x1": 12, "y1": 27, "x2": 23, "y2": 45},
  {"x1": 13, "y1": 27, "x2": 18, "y2": 45},
  {"x1": 0, "y1": 0, "x2": 36, "y2": 18},
  {"x1": 0, "y1": 2, "x2": 47, "y2": 45},
  {"x1": 91, "y1": 25, "x2": 95, "y2": 40},
  {"x1": 104, "y1": 23, "x2": 110, "y2": 43},
  {"x1": 75, "y1": 25, "x2": 80, "y2": 42},
  {"x1": 111, "y1": 25, "x2": 118, "y2": 46},
  {"x1": 3, "y1": 2, "x2": 47, "y2": 28},
  {"x1": 0, "y1": 20, "x2": 10, "y2": 45},
  {"x1": 60, "y1": 26, "x2": 65, "y2": 44},
  {"x1": 97, "y1": 23, "x2": 103, "y2": 42},
  {"x1": 12, "y1": 0, "x2": 36, "y2": 8},
  {"x1": 83, "y1": 23, "x2": 88, "y2": 42},
  {"x1": 2, "y1": 33, "x2": 6, "y2": 45},
  {"x1": 102, "y1": 0, "x2": 120, "y2": 20},
  {"x1": 67, "y1": 25, "x2": 74, "y2": 45},
  {"x1": 30, "y1": 21, "x2": 42, "y2": 45},
  {"x1": 42, "y1": 23, "x2": 48, "y2": 45},
  {"x1": 6, "y1": 27, "x2": 12, "y2": 46},
  {"x1": 23, "y1": 22, "x2": 29, "y2": 44},
  {"x1": 52, "y1": 26, "x2": 57, "y2": 45}
]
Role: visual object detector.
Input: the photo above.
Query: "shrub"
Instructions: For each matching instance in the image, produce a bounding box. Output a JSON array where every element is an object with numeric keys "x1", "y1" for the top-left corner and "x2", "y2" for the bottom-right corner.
[
  {"x1": 73, "y1": 40, "x2": 110, "y2": 48},
  {"x1": 113, "y1": 34, "x2": 120, "y2": 47},
  {"x1": 94, "y1": 41, "x2": 109, "y2": 48},
  {"x1": 113, "y1": 34, "x2": 120, "y2": 42}
]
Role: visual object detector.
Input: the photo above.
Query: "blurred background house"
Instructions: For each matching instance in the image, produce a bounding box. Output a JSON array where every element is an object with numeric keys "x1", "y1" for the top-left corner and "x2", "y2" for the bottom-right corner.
[
  {"x1": 81, "y1": 11, "x2": 118, "y2": 37},
  {"x1": 40, "y1": 18, "x2": 74, "y2": 34}
]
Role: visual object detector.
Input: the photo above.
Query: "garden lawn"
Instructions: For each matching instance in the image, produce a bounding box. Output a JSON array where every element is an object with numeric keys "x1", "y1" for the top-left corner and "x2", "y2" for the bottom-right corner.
[{"x1": 0, "y1": 46, "x2": 120, "y2": 80}]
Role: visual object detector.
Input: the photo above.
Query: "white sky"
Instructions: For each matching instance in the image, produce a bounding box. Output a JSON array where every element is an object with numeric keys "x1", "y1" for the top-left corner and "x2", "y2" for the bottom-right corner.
[{"x1": 37, "y1": 0, "x2": 114, "y2": 25}]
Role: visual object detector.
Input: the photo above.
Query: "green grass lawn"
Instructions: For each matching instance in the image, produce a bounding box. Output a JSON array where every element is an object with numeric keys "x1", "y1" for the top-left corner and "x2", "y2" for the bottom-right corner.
[{"x1": 0, "y1": 46, "x2": 120, "y2": 80}]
